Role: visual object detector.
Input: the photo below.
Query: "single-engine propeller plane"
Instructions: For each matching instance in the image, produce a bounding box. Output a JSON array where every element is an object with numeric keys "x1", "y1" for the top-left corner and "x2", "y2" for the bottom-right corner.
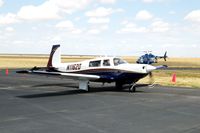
[{"x1": 17, "y1": 45, "x2": 167, "y2": 92}]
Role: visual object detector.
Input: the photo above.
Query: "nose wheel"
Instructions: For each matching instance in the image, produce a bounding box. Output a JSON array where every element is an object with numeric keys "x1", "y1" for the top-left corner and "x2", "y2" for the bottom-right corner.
[{"x1": 129, "y1": 83, "x2": 136, "y2": 92}]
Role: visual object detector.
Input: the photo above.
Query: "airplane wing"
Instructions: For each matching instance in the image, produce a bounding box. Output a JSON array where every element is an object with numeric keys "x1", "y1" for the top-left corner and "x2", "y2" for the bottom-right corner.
[
  {"x1": 17, "y1": 69, "x2": 100, "y2": 80},
  {"x1": 17, "y1": 68, "x2": 116, "y2": 91}
]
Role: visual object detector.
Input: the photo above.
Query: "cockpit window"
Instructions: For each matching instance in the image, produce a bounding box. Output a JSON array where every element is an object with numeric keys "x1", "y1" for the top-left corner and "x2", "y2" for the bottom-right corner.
[
  {"x1": 89, "y1": 60, "x2": 101, "y2": 67},
  {"x1": 113, "y1": 58, "x2": 127, "y2": 66},
  {"x1": 103, "y1": 59, "x2": 110, "y2": 66}
]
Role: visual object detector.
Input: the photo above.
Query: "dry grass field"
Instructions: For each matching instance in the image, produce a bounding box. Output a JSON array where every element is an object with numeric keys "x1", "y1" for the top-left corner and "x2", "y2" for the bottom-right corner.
[
  {"x1": 138, "y1": 70, "x2": 200, "y2": 88},
  {"x1": 0, "y1": 55, "x2": 93, "y2": 68},
  {"x1": 0, "y1": 55, "x2": 200, "y2": 88}
]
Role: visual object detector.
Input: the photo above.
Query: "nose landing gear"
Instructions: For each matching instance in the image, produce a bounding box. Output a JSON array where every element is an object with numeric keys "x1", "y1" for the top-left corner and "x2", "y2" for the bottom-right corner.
[
  {"x1": 115, "y1": 82, "x2": 137, "y2": 92},
  {"x1": 129, "y1": 83, "x2": 136, "y2": 93}
]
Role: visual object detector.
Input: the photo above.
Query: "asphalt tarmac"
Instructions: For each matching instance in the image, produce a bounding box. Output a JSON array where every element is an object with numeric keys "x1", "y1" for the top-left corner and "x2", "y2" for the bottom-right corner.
[{"x1": 0, "y1": 69, "x2": 200, "y2": 133}]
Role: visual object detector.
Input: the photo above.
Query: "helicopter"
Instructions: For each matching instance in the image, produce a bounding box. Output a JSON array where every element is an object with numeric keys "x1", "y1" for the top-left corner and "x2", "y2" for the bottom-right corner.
[{"x1": 136, "y1": 51, "x2": 168, "y2": 64}]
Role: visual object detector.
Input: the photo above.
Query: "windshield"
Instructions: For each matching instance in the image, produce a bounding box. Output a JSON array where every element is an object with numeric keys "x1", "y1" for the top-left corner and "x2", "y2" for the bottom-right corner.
[{"x1": 113, "y1": 58, "x2": 127, "y2": 66}]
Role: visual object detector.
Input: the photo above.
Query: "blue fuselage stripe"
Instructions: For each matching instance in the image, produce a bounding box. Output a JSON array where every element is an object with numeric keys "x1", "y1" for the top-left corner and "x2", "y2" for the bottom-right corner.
[{"x1": 63, "y1": 68, "x2": 148, "y2": 83}]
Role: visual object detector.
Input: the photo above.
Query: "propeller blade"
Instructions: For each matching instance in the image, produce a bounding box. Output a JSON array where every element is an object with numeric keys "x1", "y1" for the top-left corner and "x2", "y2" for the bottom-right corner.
[{"x1": 149, "y1": 72, "x2": 154, "y2": 85}]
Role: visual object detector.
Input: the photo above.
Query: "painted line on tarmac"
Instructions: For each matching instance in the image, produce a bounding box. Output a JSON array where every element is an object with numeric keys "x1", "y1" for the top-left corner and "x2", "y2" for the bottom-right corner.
[{"x1": 0, "y1": 85, "x2": 31, "y2": 90}]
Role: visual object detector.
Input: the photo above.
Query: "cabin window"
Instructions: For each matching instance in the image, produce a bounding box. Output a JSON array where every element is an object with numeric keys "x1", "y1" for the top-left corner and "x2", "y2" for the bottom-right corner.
[
  {"x1": 103, "y1": 59, "x2": 110, "y2": 66},
  {"x1": 89, "y1": 60, "x2": 101, "y2": 67},
  {"x1": 113, "y1": 58, "x2": 127, "y2": 66}
]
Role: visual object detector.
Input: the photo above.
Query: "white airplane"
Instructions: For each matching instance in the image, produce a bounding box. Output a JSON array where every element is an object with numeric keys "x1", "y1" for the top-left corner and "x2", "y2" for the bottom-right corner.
[{"x1": 17, "y1": 44, "x2": 167, "y2": 92}]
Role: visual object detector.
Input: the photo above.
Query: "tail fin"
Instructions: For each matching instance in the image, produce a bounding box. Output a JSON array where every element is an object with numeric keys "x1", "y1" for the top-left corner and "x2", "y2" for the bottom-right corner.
[{"x1": 47, "y1": 44, "x2": 61, "y2": 68}]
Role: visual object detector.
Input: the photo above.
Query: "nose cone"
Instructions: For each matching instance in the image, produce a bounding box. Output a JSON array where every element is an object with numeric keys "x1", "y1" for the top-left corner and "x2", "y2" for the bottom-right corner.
[{"x1": 146, "y1": 65, "x2": 156, "y2": 73}]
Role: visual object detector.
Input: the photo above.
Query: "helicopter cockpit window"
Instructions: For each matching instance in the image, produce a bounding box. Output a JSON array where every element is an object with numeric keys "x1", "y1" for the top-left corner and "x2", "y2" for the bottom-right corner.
[
  {"x1": 103, "y1": 59, "x2": 110, "y2": 66},
  {"x1": 89, "y1": 60, "x2": 101, "y2": 67},
  {"x1": 113, "y1": 58, "x2": 127, "y2": 66}
]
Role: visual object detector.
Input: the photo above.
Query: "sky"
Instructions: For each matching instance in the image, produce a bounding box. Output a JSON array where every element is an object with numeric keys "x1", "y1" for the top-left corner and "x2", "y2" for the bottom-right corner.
[{"x1": 0, "y1": 0, "x2": 200, "y2": 57}]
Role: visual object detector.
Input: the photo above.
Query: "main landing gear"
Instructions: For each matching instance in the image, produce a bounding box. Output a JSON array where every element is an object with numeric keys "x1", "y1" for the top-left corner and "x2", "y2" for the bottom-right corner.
[
  {"x1": 115, "y1": 82, "x2": 123, "y2": 90},
  {"x1": 79, "y1": 80, "x2": 90, "y2": 91}
]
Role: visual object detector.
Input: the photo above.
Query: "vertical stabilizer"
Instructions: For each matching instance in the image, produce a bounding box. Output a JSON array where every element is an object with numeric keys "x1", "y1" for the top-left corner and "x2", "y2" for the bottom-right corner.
[{"x1": 47, "y1": 44, "x2": 61, "y2": 68}]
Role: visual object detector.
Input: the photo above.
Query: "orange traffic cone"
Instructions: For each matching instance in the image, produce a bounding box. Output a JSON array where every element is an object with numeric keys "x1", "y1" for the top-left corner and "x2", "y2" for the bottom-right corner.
[
  {"x1": 171, "y1": 73, "x2": 176, "y2": 83},
  {"x1": 5, "y1": 69, "x2": 9, "y2": 76}
]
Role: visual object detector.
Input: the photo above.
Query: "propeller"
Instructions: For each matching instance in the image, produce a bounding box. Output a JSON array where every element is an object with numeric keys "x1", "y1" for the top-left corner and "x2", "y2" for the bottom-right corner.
[{"x1": 148, "y1": 72, "x2": 154, "y2": 85}]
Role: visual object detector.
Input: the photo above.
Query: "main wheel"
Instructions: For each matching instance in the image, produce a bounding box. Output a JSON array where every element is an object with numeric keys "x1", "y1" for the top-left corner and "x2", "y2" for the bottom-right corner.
[
  {"x1": 87, "y1": 82, "x2": 90, "y2": 92},
  {"x1": 115, "y1": 82, "x2": 123, "y2": 90}
]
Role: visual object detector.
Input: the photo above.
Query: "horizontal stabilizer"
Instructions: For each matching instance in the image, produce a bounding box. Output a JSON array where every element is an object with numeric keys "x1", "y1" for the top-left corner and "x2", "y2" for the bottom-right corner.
[{"x1": 16, "y1": 70, "x2": 29, "y2": 74}]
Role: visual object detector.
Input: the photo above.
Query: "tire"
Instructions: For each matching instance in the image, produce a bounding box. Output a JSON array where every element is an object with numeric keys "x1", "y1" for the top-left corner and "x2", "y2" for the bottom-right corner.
[{"x1": 115, "y1": 82, "x2": 123, "y2": 90}]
